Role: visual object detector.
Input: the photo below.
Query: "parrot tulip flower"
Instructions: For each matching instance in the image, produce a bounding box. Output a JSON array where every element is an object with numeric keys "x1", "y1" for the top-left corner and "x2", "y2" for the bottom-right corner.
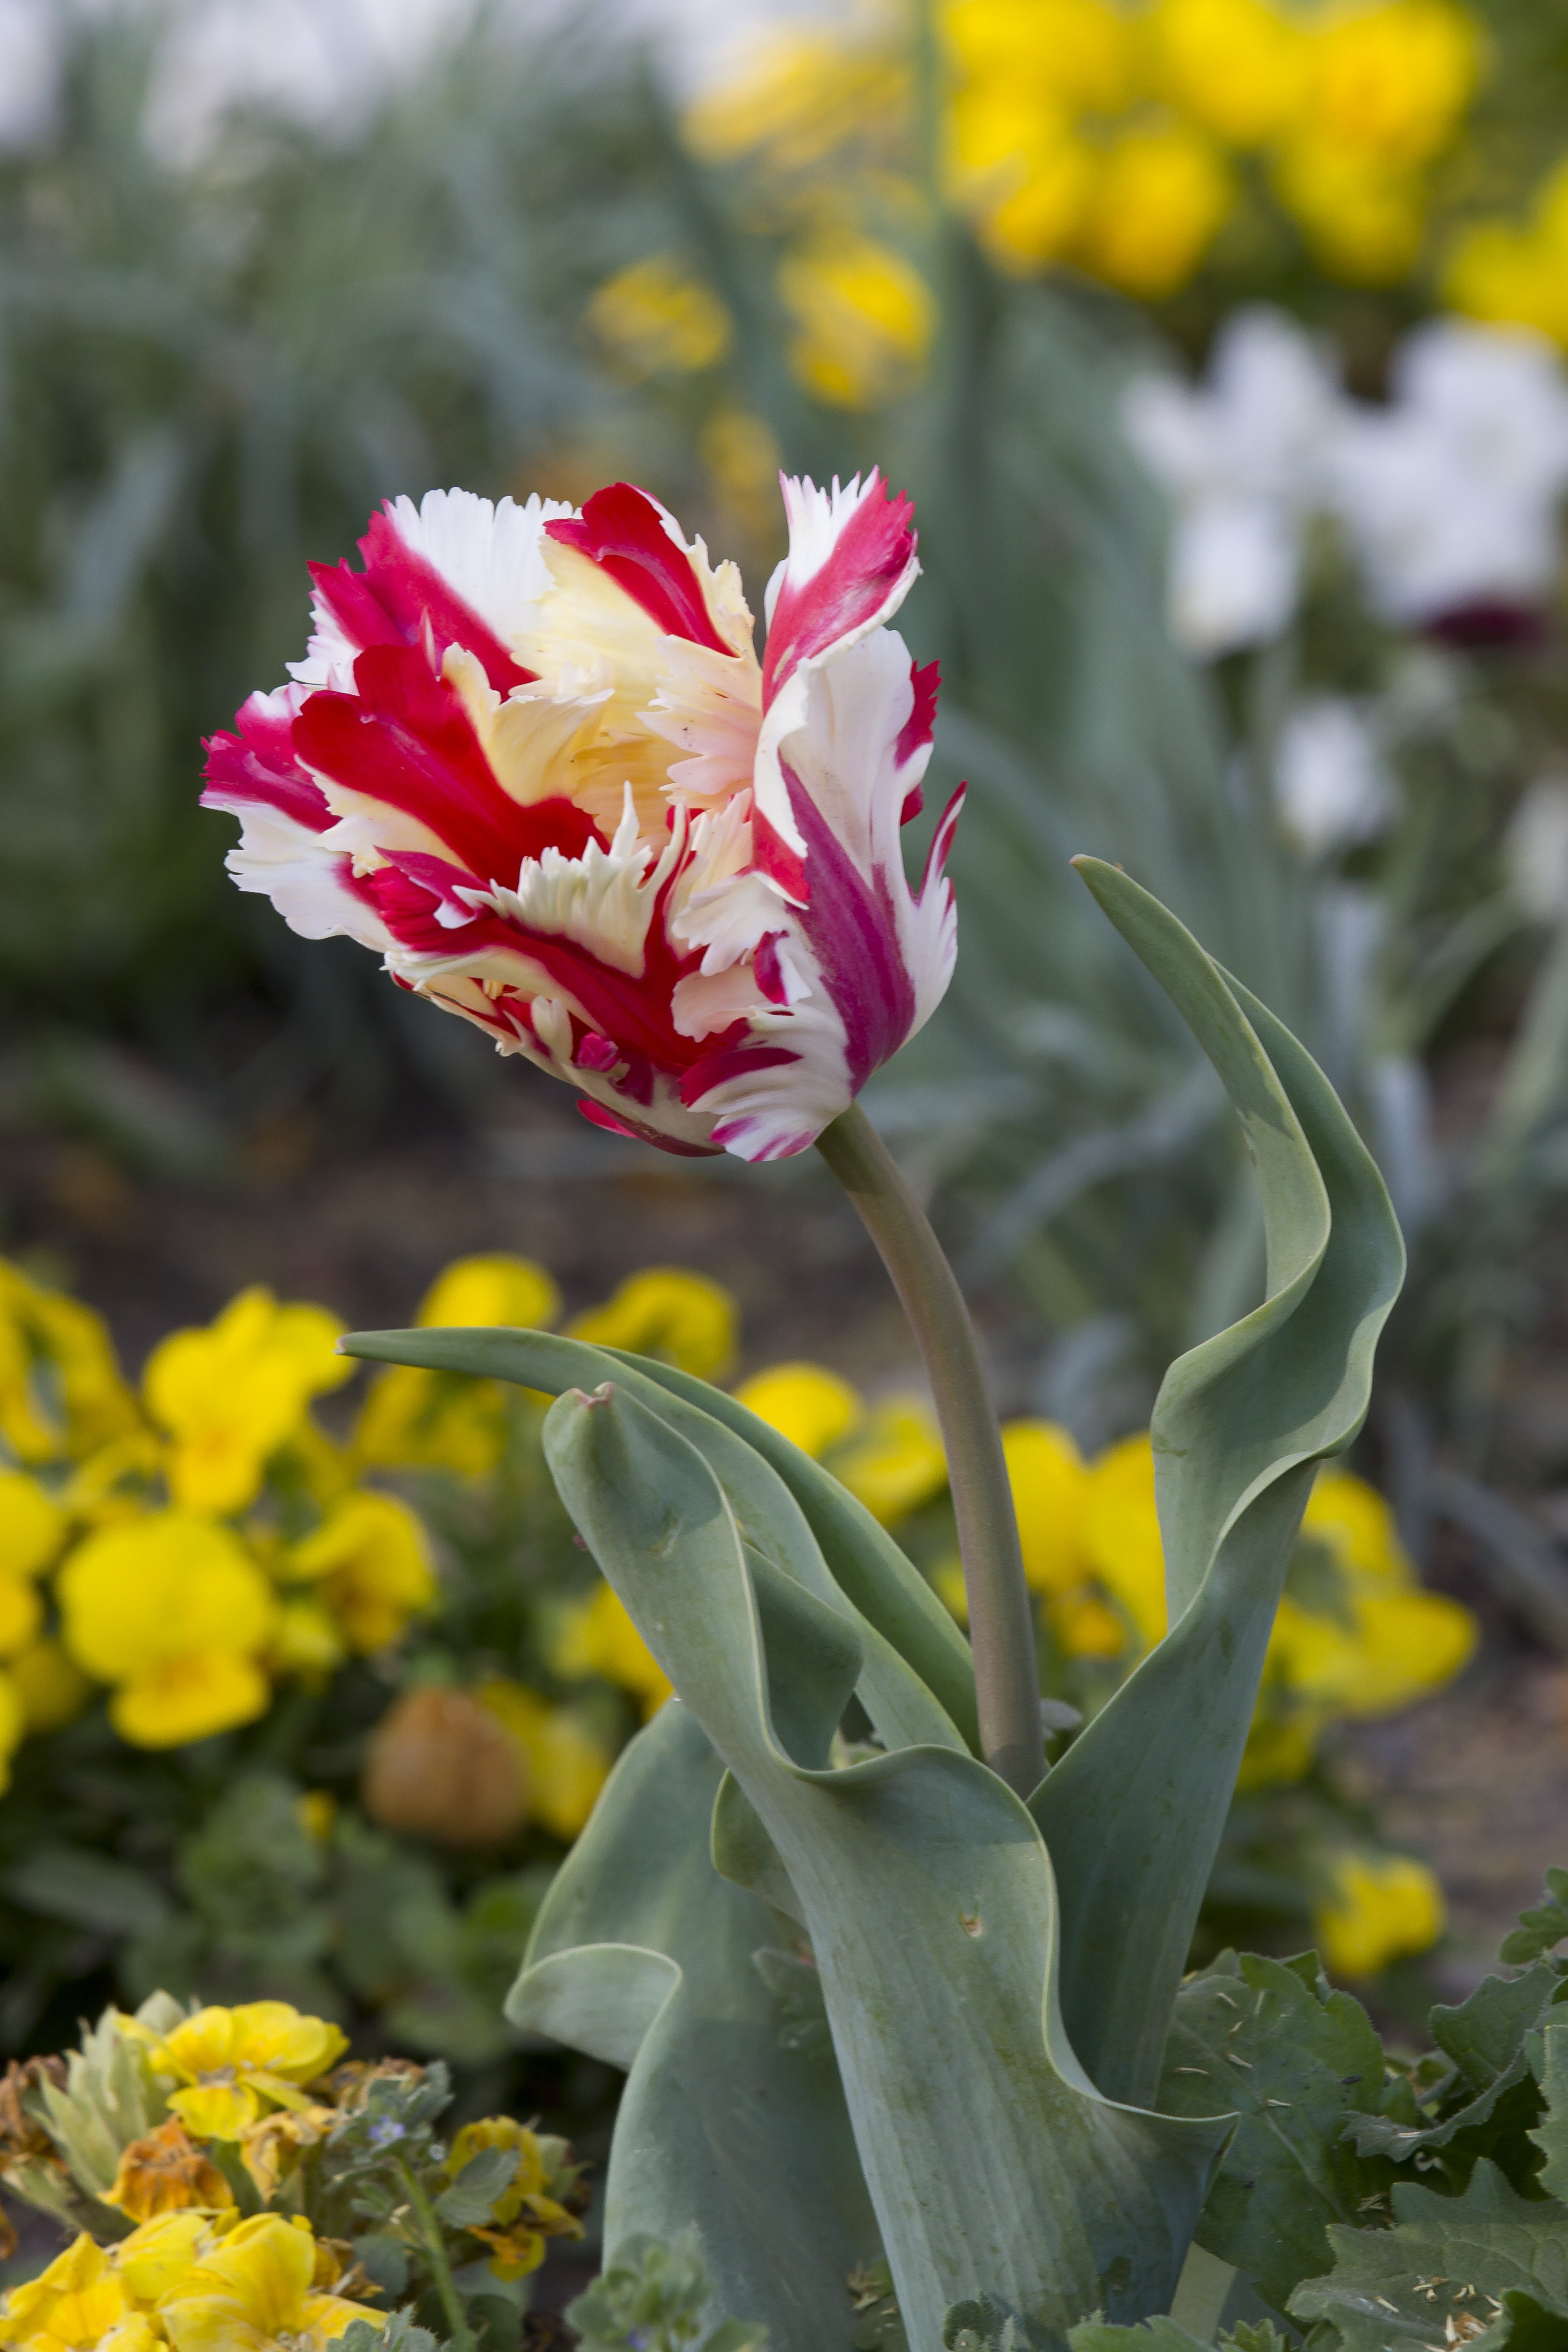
[{"x1": 202, "y1": 471, "x2": 959, "y2": 1160}]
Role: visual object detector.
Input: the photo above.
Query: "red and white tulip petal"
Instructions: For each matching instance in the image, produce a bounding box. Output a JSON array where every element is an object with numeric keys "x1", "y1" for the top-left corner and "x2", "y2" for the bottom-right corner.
[
  {"x1": 464, "y1": 792, "x2": 686, "y2": 980},
  {"x1": 642, "y1": 638, "x2": 764, "y2": 804}
]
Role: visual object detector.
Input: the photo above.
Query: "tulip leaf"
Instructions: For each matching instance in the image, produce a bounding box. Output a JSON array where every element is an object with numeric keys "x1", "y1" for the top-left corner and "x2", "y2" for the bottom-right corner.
[
  {"x1": 541, "y1": 1381, "x2": 1226, "y2": 2352},
  {"x1": 513, "y1": 1697, "x2": 879, "y2": 2351},
  {"x1": 338, "y1": 1324, "x2": 978, "y2": 1753},
  {"x1": 1153, "y1": 1951, "x2": 1387, "y2": 2313},
  {"x1": 1033, "y1": 864, "x2": 1404, "y2": 2106}
]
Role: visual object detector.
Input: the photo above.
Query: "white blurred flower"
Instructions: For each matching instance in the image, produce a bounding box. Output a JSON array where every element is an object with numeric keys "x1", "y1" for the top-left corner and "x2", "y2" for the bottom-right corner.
[
  {"x1": 1275, "y1": 697, "x2": 1393, "y2": 857},
  {"x1": 1329, "y1": 321, "x2": 1568, "y2": 629},
  {"x1": 1505, "y1": 778, "x2": 1568, "y2": 924},
  {"x1": 1123, "y1": 307, "x2": 1339, "y2": 657}
]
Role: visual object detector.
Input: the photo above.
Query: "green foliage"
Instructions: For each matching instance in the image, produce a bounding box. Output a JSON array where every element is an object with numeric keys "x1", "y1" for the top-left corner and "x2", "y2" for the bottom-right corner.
[
  {"x1": 1530, "y1": 2015, "x2": 1568, "y2": 2202},
  {"x1": 1155, "y1": 1951, "x2": 1390, "y2": 2310},
  {"x1": 1289, "y1": 2161, "x2": 1568, "y2": 2351},
  {"x1": 566, "y1": 2232, "x2": 769, "y2": 2352},
  {"x1": 1504, "y1": 1871, "x2": 1568, "y2": 1968},
  {"x1": 341, "y1": 2318, "x2": 443, "y2": 2352},
  {"x1": 1346, "y1": 1963, "x2": 1568, "y2": 2188}
]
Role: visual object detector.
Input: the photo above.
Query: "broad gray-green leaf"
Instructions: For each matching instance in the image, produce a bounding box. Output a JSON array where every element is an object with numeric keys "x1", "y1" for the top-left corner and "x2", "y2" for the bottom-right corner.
[
  {"x1": 1289, "y1": 2160, "x2": 1568, "y2": 2351},
  {"x1": 543, "y1": 1383, "x2": 1226, "y2": 2352},
  {"x1": 338, "y1": 1324, "x2": 969, "y2": 1759},
  {"x1": 512, "y1": 1698, "x2": 878, "y2": 2351},
  {"x1": 1033, "y1": 864, "x2": 1404, "y2": 2106},
  {"x1": 1530, "y1": 2012, "x2": 1568, "y2": 2200},
  {"x1": 1155, "y1": 1951, "x2": 1386, "y2": 2312},
  {"x1": 1503, "y1": 1871, "x2": 1568, "y2": 1968}
]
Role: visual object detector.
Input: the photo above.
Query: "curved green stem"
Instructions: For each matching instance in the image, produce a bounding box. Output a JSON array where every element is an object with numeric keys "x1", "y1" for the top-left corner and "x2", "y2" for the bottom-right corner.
[
  {"x1": 816, "y1": 1102, "x2": 1044, "y2": 1795},
  {"x1": 396, "y1": 2156, "x2": 475, "y2": 2352}
]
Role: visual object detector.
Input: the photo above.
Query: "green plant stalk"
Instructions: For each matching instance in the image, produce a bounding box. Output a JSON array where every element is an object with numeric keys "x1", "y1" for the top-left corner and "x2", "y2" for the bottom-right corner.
[
  {"x1": 395, "y1": 2157, "x2": 475, "y2": 2352},
  {"x1": 815, "y1": 1101, "x2": 1044, "y2": 1795}
]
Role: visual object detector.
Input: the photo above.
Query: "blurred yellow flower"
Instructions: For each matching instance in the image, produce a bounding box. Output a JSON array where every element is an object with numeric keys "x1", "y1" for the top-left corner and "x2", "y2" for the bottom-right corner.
[
  {"x1": 0, "y1": 1576, "x2": 41, "y2": 1660},
  {"x1": 951, "y1": 89, "x2": 1098, "y2": 271},
  {"x1": 1303, "y1": 0, "x2": 1482, "y2": 171},
  {"x1": 778, "y1": 233, "x2": 935, "y2": 409},
  {"x1": 1313, "y1": 1848, "x2": 1445, "y2": 1977},
  {"x1": 158, "y1": 2213, "x2": 370, "y2": 2352},
  {"x1": 476, "y1": 1679, "x2": 613, "y2": 1840},
  {"x1": 1272, "y1": 139, "x2": 1424, "y2": 281},
  {"x1": 1272, "y1": 1585, "x2": 1476, "y2": 1715},
  {"x1": 1302, "y1": 1466, "x2": 1410, "y2": 1581},
  {"x1": 1077, "y1": 124, "x2": 1233, "y2": 297},
  {"x1": 830, "y1": 1395, "x2": 947, "y2": 1524},
  {"x1": 1145, "y1": 0, "x2": 1307, "y2": 146},
  {"x1": 587, "y1": 254, "x2": 732, "y2": 377},
  {"x1": 10, "y1": 1639, "x2": 92, "y2": 1735},
  {"x1": 127, "y1": 2003, "x2": 348, "y2": 2143},
  {"x1": 417, "y1": 1255, "x2": 560, "y2": 1331},
  {"x1": 943, "y1": 0, "x2": 1135, "y2": 111},
  {"x1": 112, "y1": 2208, "x2": 225, "y2": 2305},
  {"x1": 356, "y1": 1248, "x2": 559, "y2": 1473},
  {"x1": 1049, "y1": 1590, "x2": 1127, "y2": 1660},
  {"x1": 0, "y1": 1471, "x2": 67, "y2": 1578},
  {"x1": 269, "y1": 1599, "x2": 347, "y2": 1679},
  {"x1": 700, "y1": 406, "x2": 788, "y2": 552},
  {"x1": 296, "y1": 1790, "x2": 336, "y2": 1844},
  {"x1": 0, "y1": 1261, "x2": 140, "y2": 1466},
  {"x1": 552, "y1": 1584, "x2": 672, "y2": 1717},
  {"x1": 283, "y1": 1492, "x2": 435, "y2": 1654},
  {"x1": 1082, "y1": 1433, "x2": 1167, "y2": 1645},
  {"x1": 1001, "y1": 1419, "x2": 1088, "y2": 1596},
  {"x1": 1445, "y1": 158, "x2": 1568, "y2": 347},
  {"x1": 732, "y1": 1361, "x2": 863, "y2": 1457},
  {"x1": 568, "y1": 1267, "x2": 737, "y2": 1381},
  {"x1": 0, "y1": 1670, "x2": 25, "y2": 1795},
  {"x1": 1233, "y1": 1701, "x2": 1324, "y2": 1790},
  {"x1": 143, "y1": 1289, "x2": 351, "y2": 1517},
  {"x1": 58, "y1": 1513, "x2": 275, "y2": 1748}
]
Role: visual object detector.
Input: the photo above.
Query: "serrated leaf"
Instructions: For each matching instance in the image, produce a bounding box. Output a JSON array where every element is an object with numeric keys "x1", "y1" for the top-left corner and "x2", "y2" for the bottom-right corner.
[
  {"x1": 1155, "y1": 1951, "x2": 1387, "y2": 2313},
  {"x1": 1503, "y1": 1872, "x2": 1568, "y2": 1968},
  {"x1": 433, "y1": 2142, "x2": 518, "y2": 2227},
  {"x1": 1032, "y1": 869, "x2": 1404, "y2": 2108},
  {"x1": 1289, "y1": 2159, "x2": 1568, "y2": 2351},
  {"x1": 514, "y1": 1699, "x2": 877, "y2": 2351},
  {"x1": 1347, "y1": 1967, "x2": 1565, "y2": 2181},
  {"x1": 1066, "y1": 2321, "x2": 1207, "y2": 2350},
  {"x1": 536, "y1": 1383, "x2": 1225, "y2": 2350},
  {"x1": 1530, "y1": 2013, "x2": 1568, "y2": 2200}
]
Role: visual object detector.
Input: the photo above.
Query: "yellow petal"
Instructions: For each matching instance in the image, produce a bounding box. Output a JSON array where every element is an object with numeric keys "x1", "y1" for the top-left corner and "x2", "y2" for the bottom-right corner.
[
  {"x1": 284, "y1": 1493, "x2": 435, "y2": 1654},
  {"x1": 732, "y1": 1362, "x2": 863, "y2": 1459},
  {"x1": 567, "y1": 1267, "x2": 737, "y2": 1381},
  {"x1": 110, "y1": 1652, "x2": 271, "y2": 1749},
  {"x1": 59, "y1": 1513, "x2": 274, "y2": 1684},
  {"x1": 167, "y1": 2080, "x2": 260, "y2": 2143},
  {"x1": 549, "y1": 1586, "x2": 672, "y2": 1716},
  {"x1": 1082, "y1": 1434, "x2": 1166, "y2": 1648},
  {"x1": 476, "y1": 1680, "x2": 612, "y2": 1840},
  {"x1": 1001, "y1": 1420, "x2": 1087, "y2": 1596},
  {"x1": 418, "y1": 1254, "x2": 561, "y2": 1331},
  {"x1": 830, "y1": 1396, "x2": 946, "y2": 1525},
  {"x1": 0, "y1": 1471, "x2": 68, "y2": 1578},
  {"x1": 10, "y1": 1639, "x2": 93, "y2": 1735},
  {"x1": 1314, "y1": 1851, "x2": 1445, "y2": 1978},
  {"x1": 0, "y1": 1575, "x2": 42, "y2": 1660}
]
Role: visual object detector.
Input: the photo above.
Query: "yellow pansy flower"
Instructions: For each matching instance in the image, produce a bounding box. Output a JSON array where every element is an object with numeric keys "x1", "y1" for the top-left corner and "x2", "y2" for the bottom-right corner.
[
  {"x1": 1076, "y1": 124, "x2": 1233, "y2": 299},
  {"x1": 568, "y1": 1267, "x2": 737, "y2": 1381},
  {"x1": 1302, "y1": 1467, "x2": 1411, "y2": 1581},
  {"x1": 777, "y1": 234, "x2": 935, "y2": 411},
  {"x1": 143, "y1": 1289, "x2": 351, "y2": 1517},
  {"x1": 126, "y1": 2003, "x2": 348, "y2": 2143},
  {"x1": 443, "y1": 2117, "x2": 584, "y2": 2280},
  {"x1": 974, "y1": 124, "x2": 1099, "y2": 273},
  {"x1": 0, "y1": 1670, "x2": 25, "y2": 1794},
  {"x1": 0, "y1": 1576, "x2": 41, "y2": 1660},
  {"x1": 830, "y1": 1395, "x2": 947, "y2": 1525},
  {"x1": 1082, "y1": 1433, "x2": 1167, "y2": 1646},
  {"x1": 0, "y1": 1260, "x2": 141, "y2": 1466},
  {"x1": 476, "y1": 1679, "x2": 613, "y2": 1840},
  {"x1": 732, "y1": 1362, "x2": 863, "y2": 1458},
  {"x1": 552, "y1": 1585, "x2": 672, "y2": 1718},
  {"x1": 1445, "y1": 158, "x2": 1568, "y2": 346},
  {"x1": 1303, "y1": 0, "x2": 1482, "y2": 172},
  {"x1": 1144, "y1": 0, "x2": 1308, "y2": 147},
  {"x1": 269, "y1": 1599, "x2": 348, "y2": 1679},
  {"x1": 0, "y1": 2232, "x2": 139, "y2": 2349},
  {"x1": 355, "y1": 1253, "x2": 558, "y2": 1475},
  {"x1": 1272, "y1": 138, "x2": 1424, "y2": 283},
  {"x1": 1001, "y1": 1420, "x2": 1088, "y2": 1597},
  {"x1": 111, "y1": 1652, "x2": 273, "y2": 1750},
  {"x1": 587, "y1": 255, "x2": 733, "y2": 377},
  {"x1": 158, "y1": 2213, "x2": 371, "y2": 2352},
  {"x1": 58, "y1": 1513, "x2": 275, "y2": 1747},
  {"x1": 0, "y1": 1471, "x2": 67, "y2": 1578},
  {"x1": 282, "y1": 1492, "x2": 435, "y2": 1654},
  {"x1": 1049, "y1": 1591, "x2": 1127, "y2": 1661},
  {"x1": 10, "y1": 1639, "x2": 93, "y2": 1735},
  {"x1": 1313, "y1": 1849, "x2": 1445, "y2": 1978},
  {"x1": 1271, "y1": 1585, "x2": 1476, "y2": 1716},
  {"x1": 113, "y1": 2208, "x2": 231, "y2": 2305},
  {"x1": 943, "y1": 0, "x2": 1134, "y2": 112}
]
